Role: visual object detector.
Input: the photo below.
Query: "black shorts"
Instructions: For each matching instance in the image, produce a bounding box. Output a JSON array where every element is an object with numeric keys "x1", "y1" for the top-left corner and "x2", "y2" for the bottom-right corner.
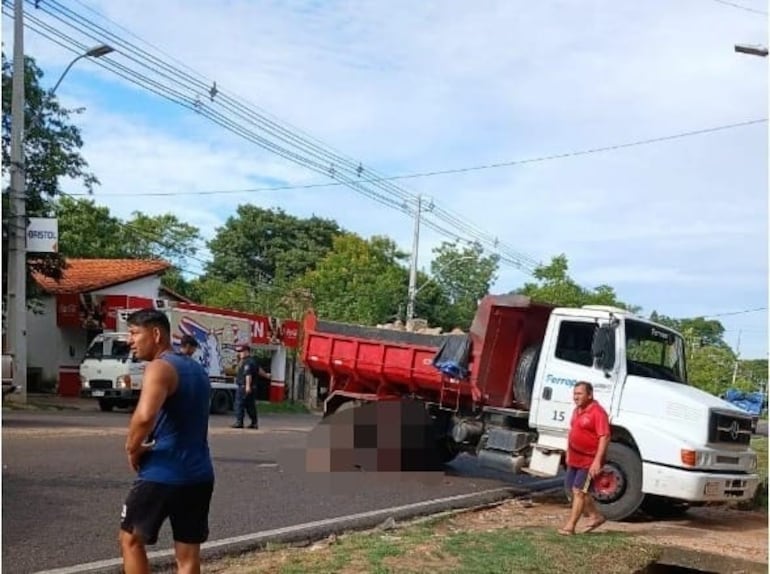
[{"x1": 120, "y1": 480, "x2": 214, "y2": 545}]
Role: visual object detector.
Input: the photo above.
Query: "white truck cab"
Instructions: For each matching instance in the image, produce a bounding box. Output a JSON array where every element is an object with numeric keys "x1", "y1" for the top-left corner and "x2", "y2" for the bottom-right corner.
[
  {"x1": 80, "y1": 333, "x2": 144, "y2": 411},
  {"x1": 527, "y1": 305, "x2": 759, "y2": 519}
]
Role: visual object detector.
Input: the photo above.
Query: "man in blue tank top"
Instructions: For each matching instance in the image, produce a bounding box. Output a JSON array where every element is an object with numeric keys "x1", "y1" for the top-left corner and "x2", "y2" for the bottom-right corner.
[{"x1": 119, "y1": 309, "x2": 215, "y2": 574}]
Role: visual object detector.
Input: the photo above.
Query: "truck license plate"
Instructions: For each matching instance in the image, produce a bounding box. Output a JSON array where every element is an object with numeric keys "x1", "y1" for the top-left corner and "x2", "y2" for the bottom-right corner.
[
  {"x1": 92, "y1": 390, "x2": 105, "y2": 397},
  {"x1": 704, "y1": 481, "x2": 720, "y2": 497}
]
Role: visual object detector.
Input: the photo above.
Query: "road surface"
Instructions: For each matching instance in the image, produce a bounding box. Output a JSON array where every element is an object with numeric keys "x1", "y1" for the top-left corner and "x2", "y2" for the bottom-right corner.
[{"x1": 2, "y1": 409, "x2": 556, "y2": 573}]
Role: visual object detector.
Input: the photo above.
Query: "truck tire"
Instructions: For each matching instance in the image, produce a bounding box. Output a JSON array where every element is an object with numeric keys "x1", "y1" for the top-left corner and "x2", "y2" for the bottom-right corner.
[
  {"x1": 592, "y1": 442, "x2": 644, "y2": 521},
  {"x1": 210, "y1": 390, "x2": 231, "y2": 415},
  {"x1": 513, "y1": 345, "x2": 541, "y2": 409},
  {"x1": 98, "y1": 399, "x2": 114, "y2": 412}
]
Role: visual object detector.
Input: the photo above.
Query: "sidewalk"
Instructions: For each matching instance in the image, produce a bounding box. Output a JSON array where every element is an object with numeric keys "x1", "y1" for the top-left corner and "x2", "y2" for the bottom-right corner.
[{"x1": 3, "y1": 393, "x2": 97, "y2": 411}]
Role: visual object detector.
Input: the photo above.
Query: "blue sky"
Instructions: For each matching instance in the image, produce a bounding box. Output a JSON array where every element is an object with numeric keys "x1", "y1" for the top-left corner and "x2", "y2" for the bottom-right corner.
[{"x1": 3, "y1": 0, "x2": 768, "y2": 357}]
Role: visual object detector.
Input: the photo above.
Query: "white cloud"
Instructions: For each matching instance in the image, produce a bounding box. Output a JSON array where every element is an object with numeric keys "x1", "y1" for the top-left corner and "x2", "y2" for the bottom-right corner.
[{"x1": 2, "y1": 0, "x2": 767, "y2": 356}]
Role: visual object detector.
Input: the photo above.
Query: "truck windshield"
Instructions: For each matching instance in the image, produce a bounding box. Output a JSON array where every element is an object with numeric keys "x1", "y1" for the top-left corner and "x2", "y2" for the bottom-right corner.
[
  {"x1": 625, "y1": 319, "x2": 687, "y2": 384},
  {"x1": 85, "y1": 338, "x2": 132, "y2": 360}
]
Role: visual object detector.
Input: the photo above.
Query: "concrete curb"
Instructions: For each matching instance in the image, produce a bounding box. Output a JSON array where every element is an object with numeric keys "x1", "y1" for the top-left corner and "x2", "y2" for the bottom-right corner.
[{"x1": 33, "y1": 480, "x2": 563, "y2": 574}]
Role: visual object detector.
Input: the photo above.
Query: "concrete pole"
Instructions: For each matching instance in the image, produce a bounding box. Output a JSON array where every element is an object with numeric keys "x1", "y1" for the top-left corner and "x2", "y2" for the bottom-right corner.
[
  {"x1": 731, "y1": 330, "x2": 742, "y2": 387},
  {"x1": 7, "y1": 0, "x2": 28, "y2": 403},
  {"x1": 405, "y1": 194, "x2": 422, "y2": 328}
]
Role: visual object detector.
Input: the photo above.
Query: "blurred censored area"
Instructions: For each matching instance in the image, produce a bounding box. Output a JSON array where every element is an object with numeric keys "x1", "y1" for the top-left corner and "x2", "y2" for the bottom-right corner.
[{"x1": 305, "y1": 399, "x2": 444, "y2": 473}]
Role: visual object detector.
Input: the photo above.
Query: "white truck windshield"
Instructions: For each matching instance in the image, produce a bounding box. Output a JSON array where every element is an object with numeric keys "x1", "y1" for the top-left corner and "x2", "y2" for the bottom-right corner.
[
  {"x1": 85, "y1": 337, "x2": 132, "y2": 360},
  {"x1": 625, "y1": 319, "x2": 687, "y2": 384}
]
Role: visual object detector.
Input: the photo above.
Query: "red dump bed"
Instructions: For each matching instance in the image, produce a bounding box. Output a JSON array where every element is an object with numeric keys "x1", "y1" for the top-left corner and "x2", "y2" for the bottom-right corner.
[{"x1": 301, "y1": 295, "x2": 555, "y2": 411}]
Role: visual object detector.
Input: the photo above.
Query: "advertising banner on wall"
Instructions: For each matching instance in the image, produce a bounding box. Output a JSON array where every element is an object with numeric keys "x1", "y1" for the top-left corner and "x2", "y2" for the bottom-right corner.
[
  {"x1": 56, "y1": 294, "x2": 154, "y2": 329},
  {"x1": 251, "y1": 316, "x2": 300, "y2": 348}
]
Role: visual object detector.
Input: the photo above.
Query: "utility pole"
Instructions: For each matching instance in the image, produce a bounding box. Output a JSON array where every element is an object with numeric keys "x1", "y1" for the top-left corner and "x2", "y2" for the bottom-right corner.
[
  {"x1": 731, "y1": 330, "x2": 742, "y2": 387},
  {"x1": 7, "y1": 0, "x2": 27, "y2": 403},
  {"x1": 405, "y1": 194, "x2": 422, "y2": 328}
]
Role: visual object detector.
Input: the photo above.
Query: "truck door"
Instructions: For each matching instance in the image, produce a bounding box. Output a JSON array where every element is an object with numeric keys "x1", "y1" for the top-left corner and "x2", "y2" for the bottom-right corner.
[{"x1": 531, "y1": 317, "x2": 618, "y2": 435}]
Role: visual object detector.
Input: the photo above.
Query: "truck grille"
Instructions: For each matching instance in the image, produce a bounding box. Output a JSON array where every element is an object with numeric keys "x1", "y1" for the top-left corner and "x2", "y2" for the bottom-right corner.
[
  {"x1": 708, "y1": 411, "x2": 752, "y2": 445},
  {"x1": 89, "y1": 379, "x2": 113, "y2": 390}
]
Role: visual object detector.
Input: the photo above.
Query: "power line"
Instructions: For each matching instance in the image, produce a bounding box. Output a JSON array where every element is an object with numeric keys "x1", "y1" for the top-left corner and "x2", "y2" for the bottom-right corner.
[
  {"x1": 709, "y1": 0, "x2": 768, "y2": 15},
  {"x1": 24, "y1": 0, "x2": 764, "y2": 277},
  {"x1": 704, "y1": 306, "x2": 767, "y2": 318},
  {"x1": 64, "y1": 118, "x2": 769, "y2": 198},
  {"x1": 4, "y1": 0, "x2": 546, "y2": 272}
]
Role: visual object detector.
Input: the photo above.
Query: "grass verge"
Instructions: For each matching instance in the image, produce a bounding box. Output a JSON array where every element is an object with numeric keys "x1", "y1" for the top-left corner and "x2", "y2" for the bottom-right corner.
[
  {"x1": 256, "y1": 401, "x2": 310, "y2": 414},
  {"x1": 744, "y1": 436, "x2": 768, "y2": 511},
  {"x1": 206, "y1": 520, "x2": 660, "y2": 574}
]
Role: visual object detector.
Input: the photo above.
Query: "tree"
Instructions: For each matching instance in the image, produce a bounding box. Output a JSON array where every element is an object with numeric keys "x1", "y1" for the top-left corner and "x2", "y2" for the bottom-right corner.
[
  {"x1": 517, "y1": 254, "x2": 636, "y2": 310},
  {"x1": 649, "y1": 312, "x2": 728, "y2": 349},
  {"x1": 55, "y1": 196, "x2": 124, "y2": 258},
  {"x1": 206, "y1": 206, "x2": 343, "y2": 287},
  {"x1": 2, "y1": 53, "x2": 99, "y2": 299},
  {"x1": 685, "y1": 344, "x2": 737, "y2": 396},
  {"x1": 737, "y1": 359, "x2": 768, "y2": 391},
  {"x1": 54, "y1": 196, "x2": 203, "y2": 300},
  {"x1": 297, "y1": 234, "x2": 407, "y2": 324},
  {"x1": 427, "y1": 241, "x2": 499, "y2": 329}
]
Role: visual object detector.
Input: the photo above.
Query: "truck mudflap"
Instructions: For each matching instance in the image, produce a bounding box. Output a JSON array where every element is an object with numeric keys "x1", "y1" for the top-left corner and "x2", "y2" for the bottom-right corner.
[{"x1": 641, "y1": 462, "x2": 760, "y2": 502}]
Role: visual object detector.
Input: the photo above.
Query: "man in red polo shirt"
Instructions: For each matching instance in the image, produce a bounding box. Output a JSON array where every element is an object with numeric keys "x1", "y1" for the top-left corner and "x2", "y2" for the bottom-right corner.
[{"x1": 558, "y1": 381, "x2": 610, "y2": 535}]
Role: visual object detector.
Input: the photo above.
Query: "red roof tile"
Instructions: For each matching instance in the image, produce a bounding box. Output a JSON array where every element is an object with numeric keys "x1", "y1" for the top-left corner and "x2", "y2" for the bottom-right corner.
[{"x1": 33, "y1": 259, "x2": 171, "y2": 294}]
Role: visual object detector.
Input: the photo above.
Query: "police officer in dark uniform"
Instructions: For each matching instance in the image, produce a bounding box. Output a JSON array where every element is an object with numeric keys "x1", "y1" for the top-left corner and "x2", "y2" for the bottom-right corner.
[{"x1": 231, "y1": 344, "x2": 268, "y2": 429}]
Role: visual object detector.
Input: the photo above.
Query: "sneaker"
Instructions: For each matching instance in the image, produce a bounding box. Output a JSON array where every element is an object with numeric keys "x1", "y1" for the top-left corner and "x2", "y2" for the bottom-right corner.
[
  {"x1": 248, "y1": 423, "x2": 259, "y2": 429},
  {"x1": 231, "y1": 423, "x2": 244, "y2": 429}
]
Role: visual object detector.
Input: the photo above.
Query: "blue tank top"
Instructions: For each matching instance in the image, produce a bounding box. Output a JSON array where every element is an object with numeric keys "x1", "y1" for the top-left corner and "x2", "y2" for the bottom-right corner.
[{"x1": 138, "y1": 351, "x2": 215, "y2": 484}]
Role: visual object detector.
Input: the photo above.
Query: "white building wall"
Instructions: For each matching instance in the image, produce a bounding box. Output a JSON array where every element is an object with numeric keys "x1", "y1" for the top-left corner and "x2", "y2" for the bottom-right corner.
[{"x1": 93, "y1": 275, "x2": 161, "y2": 298}]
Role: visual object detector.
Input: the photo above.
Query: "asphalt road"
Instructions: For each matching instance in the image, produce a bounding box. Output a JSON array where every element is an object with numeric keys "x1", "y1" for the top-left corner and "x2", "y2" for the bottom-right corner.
[{"x1": 2, "y1": 409, "x2": 556, "y2": 574}]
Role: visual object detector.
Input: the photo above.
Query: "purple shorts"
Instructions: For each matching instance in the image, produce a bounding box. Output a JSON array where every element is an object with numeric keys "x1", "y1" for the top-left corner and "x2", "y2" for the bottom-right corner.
[{"x1": 565, "y1": 466, "x2": 593, "y2": 493}]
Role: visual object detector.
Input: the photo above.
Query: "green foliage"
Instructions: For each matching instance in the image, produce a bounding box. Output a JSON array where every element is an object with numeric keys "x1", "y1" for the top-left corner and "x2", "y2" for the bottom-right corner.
[
  {"x1": 685, "y1": 344, "x2": 736, "y2": 396},
  {"x1": 54, "y1": 196, "x2": 203, "y2": 301},
  {"x1": 738, "y1": 359, "x2": 769, "y2": 391},
  {"x1": 650, "y1": 312, "x2": 728, "y2": 349},
  {"x1": 55, "y1": 196, "x2": 124, "y2": 258},
  {"x1": 297, "y1": 234, "x2": 407, "y2": 325},
  {"x1": 517, "y1": 254, "x2": 636, "y2": 311},
  {"x1": 2, "y1": 53, "x2": 98, "y2": 298},
  {"x1": 427, "y1": 241, "x2": 499, "y2": 329},
  {"x1": 206, "y1": 205, "x2": 342, "y2": 287}
]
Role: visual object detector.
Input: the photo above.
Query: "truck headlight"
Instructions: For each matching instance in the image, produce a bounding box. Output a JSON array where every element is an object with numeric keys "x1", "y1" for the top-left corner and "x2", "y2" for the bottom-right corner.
[
  {"x1": 749, "y1": 453, "x2": 758, "y2": 471},
  {"x1": 80, "y1": 376, "x2": 90, "y2": 389},
  {"x1": 682, "y1": 449, "x2": 715, "y2": 467}
]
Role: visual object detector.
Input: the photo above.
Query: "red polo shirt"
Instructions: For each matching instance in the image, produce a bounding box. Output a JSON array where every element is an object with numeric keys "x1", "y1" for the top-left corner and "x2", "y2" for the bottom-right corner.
[{"x1": 567, "y1": 400, "x2": 610, "y2": 469}]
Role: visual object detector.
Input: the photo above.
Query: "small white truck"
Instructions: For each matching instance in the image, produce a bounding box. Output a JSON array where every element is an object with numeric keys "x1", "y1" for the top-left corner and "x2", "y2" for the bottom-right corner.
[{"x1": 79, "y1": 303, "x2": 250, "y2": 413}]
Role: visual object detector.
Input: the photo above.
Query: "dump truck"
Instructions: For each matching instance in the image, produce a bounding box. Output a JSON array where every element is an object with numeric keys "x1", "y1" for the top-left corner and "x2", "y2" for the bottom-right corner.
[{"x1": 301, "y1": 294, "x2": 760, "y2": 520}]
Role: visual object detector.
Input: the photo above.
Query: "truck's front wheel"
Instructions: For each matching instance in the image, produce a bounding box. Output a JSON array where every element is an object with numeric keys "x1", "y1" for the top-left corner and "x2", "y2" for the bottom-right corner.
[
  {"x1": 98, "y1": 399, "x2": 114, "y2": 412},
  {"x1": 210, "y1": 390, "x2": 231, "y2": 415},
  {"x1": 592, "y1": 442, "x2": 644, "y2": 521}
]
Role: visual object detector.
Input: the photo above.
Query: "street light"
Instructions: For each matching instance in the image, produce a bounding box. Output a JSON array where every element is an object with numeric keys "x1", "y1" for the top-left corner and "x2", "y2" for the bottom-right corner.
[
  {"x1": 734, "y1": 43, "x2": 768, "y2": 57},
  {"x1": 51, "y1": 43, "x2": 114, "y2": 94}
]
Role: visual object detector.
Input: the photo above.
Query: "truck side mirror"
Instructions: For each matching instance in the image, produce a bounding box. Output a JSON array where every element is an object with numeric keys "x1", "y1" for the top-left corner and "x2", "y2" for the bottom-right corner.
[{"x1": 592, "y1": 325, "x2": 616, "y2": 372}]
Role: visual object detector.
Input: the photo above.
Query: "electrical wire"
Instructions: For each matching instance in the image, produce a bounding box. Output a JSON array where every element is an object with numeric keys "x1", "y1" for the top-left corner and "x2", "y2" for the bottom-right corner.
[
  {"x1": 15, "y1": 1, "x2": 533, "y2": 270},
  {"x1": 704, "y1": 307, "x2": 768, "y2": 318},
  {"x1": 15, "y1": 1, "x2": 765, "y2": 277},
  {"x1": 709, "y1": 0, "x2": 768, "y2": 15}
]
